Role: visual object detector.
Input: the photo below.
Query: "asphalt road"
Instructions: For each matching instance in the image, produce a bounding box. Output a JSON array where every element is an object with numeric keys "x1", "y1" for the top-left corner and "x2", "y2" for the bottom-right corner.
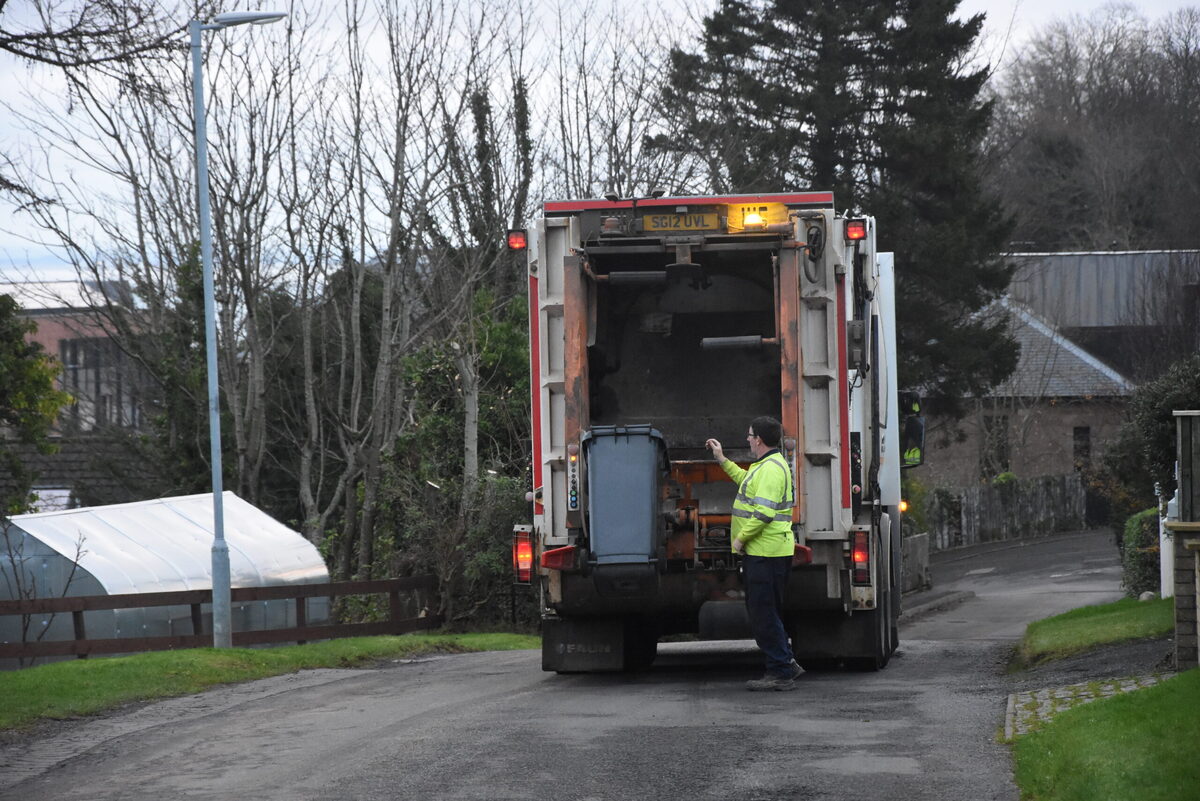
[{"x1": 0, "y1": 530, "x2": 1123, "y2": 801}]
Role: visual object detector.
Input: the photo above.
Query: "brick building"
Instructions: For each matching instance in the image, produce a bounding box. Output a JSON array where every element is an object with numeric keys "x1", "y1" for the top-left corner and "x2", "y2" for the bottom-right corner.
[{"x1": 0, "y1": 280, "x2": 148, "y2": 510}]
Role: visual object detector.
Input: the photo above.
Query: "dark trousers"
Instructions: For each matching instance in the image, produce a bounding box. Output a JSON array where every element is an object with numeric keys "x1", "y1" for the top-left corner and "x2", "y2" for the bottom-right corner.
[{"x1": 743, "y1": 554, "x2": 795, "y2": 676}]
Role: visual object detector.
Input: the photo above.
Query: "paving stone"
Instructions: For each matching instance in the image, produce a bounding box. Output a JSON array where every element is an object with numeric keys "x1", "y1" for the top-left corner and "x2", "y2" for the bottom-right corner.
[{"x1": 1003, "y1": 674, "x2": 1164, "y2": 741}]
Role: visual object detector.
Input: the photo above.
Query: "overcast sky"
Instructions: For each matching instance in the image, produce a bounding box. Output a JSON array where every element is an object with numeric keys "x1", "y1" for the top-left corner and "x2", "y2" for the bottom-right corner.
[{"x1": 1, "y1": 0, "x2": 1196, "y2": 280}]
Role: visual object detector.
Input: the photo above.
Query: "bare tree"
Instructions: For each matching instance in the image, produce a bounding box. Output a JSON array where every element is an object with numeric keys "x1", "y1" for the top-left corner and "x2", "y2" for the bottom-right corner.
[
  {"x1": 0, "y1": 0, "x2": 192, "y2": 203},
  {"x1": 545, "y1": 4, "x2": 702, "y2": 199},
  {"x1": 991, "y1": 6, "x2": 1200, "y2": 251}
]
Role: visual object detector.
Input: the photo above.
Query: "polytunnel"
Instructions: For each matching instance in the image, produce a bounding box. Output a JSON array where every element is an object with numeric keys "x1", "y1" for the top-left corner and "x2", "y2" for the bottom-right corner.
[{"x1": 1, "y1": 492, "x2": 329, "y2": 666}]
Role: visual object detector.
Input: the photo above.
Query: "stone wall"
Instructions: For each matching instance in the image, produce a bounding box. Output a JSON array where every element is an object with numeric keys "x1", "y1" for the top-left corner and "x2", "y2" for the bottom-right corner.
[
  {"x1": 925, "y1": 474, "x2": 1087, "y2": 552},
  {"x1": 911, "y1": 401, "x2": 1127, "y2": 489},
  {"x1": 901, "y1": 533, "x2": 931, "y2": 594}
]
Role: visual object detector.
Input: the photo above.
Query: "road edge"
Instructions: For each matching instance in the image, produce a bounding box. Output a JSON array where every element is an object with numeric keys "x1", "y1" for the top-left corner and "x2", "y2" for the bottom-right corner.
[{"x1": 899, "y1": 590, "x2": 974, "y2": 622}]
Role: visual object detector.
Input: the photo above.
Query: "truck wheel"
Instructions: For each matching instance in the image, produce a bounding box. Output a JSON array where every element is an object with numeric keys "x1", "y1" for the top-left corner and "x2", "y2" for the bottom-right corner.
[
  {"x1": 844, "y1": 621, "x2": 887, "y2": 670},
  {"x1": 856, "y1": 589, "x2": 893, "y2": 671}
]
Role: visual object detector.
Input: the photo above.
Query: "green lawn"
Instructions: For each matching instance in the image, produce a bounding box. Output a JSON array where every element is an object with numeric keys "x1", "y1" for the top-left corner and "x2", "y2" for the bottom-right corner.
[
  {"x1": 0, "y1": 632, "x2": 539, "y2": 731},
  {"x1": 1012, "y1": 596, "x2": 1174, "y2": 669},
  {"x1": 1009, "y1": 596, "x2": 1194, "y2": 800},
  {"x1": 1012, "y1": 667, "x2": 1200, "y2": 801}
]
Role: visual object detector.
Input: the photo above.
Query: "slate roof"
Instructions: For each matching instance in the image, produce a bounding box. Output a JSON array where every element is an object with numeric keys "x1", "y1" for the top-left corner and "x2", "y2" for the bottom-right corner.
[
  {"x1": 0, "y1": 437, "x2": 155, "y2": 508},
  {"x1": 990, "y1": 297, "x2": 1135, "y2": 399}
]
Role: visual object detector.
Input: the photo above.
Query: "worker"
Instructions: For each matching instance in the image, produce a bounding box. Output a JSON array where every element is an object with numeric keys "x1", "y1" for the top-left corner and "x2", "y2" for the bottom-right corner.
[
  {"x1": 902, "y1": 409, "x2": 924, "y2": 467},
  {"x1": 901, "y1": 392, "x2": 924, "y2": 467},
  {"x1": 706, "y1": 416, "x2": 803, "y2": 691}
]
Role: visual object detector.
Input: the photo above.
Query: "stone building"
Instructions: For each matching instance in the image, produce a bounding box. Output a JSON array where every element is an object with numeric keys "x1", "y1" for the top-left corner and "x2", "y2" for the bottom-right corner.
[
  {"x1": 916, "y1": 297, "x2": 1135, "y2": 488},
  {"x1": 912, "y1": 250, "x2": 1198, "y2": 490}
]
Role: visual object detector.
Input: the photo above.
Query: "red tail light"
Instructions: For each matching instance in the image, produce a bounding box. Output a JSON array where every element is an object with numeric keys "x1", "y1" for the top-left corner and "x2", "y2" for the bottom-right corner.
[
  {"x1": 513, "y1": 529, "x2": 533, "y2": 584},
  {"x1": 506, "y1": 229, "x2": 528, "y2": 250},
  {"x1": 851, "y1": 530, "x2": 870, "y2": 584},
  {"x1": 540, "y1": 545, "x2": 577, "y2": 571},
  {"x1": 845, "y1": 219, "x2": 867, "y2": 241}
]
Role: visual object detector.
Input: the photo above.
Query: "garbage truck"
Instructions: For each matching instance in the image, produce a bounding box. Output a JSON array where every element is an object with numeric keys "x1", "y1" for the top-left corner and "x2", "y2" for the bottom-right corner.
[{"x1": 507, "y1": 191, "x2": 924, "y2": 672}]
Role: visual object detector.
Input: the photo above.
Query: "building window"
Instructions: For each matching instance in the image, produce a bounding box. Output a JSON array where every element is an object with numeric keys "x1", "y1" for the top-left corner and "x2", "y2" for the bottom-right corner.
[
  {"x1": 30, "y1": 487, "x2": 74, "y2": 512},
  {"x1": 981, "y1": 414, "x2": 1010, "y2": 479},
  {"x1": 56, "y1": 337, "x2": 146, "y2": 432},
  {"x1": 1073, "y1": 426, "x2": 1091, "y2": 471}
]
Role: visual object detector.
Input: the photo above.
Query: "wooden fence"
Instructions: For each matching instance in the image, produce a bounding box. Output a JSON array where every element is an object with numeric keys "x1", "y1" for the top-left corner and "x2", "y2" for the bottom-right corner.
[{"x1": 0, "y1": 576, "x2": 441, "y2": 661}]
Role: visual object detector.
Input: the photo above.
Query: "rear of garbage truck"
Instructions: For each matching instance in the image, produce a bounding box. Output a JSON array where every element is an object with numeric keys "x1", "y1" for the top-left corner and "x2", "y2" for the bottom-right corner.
[{"x1": 510, "y1": 192, "x2": 920, "y2": 672}]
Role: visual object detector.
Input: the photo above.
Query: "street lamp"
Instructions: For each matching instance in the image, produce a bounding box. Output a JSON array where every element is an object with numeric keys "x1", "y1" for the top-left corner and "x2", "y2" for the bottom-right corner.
[{"x1": 190, "y1": 10, "x2": 287, "y2": 648}]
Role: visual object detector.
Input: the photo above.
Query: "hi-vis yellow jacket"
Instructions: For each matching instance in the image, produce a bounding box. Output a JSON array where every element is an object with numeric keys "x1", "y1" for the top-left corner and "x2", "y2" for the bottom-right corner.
[{"x1": 720, "y1": 449, "x2": 795, "y2": 557}]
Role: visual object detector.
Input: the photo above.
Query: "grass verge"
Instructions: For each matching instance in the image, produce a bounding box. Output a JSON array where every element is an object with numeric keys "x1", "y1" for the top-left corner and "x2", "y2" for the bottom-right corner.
[
  {"x1": 1010, "y1": 596, "x2": 1173, "y2": 670},
  {"x1": 0, "y1": 632, "x2": 539, "y2": 731},
  {"x1": 1012, "y1": 667, "x2": 1200, "y2": 801}
]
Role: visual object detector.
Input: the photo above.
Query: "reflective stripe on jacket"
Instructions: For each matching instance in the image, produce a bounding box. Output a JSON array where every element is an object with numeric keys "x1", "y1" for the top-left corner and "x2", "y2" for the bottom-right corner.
[{"x1": 720, "y1": 449, "x2": 794, "y2": 557}]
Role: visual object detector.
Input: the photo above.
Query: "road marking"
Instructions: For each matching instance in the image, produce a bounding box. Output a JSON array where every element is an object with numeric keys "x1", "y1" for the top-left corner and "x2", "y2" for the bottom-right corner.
[{"x1": 964, "y1": 567, "x2": 995, "y2": 576}]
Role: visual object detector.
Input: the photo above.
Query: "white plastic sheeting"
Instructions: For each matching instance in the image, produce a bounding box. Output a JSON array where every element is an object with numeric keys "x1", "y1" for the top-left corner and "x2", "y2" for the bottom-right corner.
[
  {"x1": 8, "y1": 492, "x2": 327, "y2": 594},
  {"x1": 2, "y1": 493, "x2": 329, "y2": 664}
]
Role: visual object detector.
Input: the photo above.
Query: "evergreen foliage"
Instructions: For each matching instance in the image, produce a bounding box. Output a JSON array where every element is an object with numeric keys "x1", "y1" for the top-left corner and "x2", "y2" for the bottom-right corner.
[
  {"x1": 379, "y1": 293, "x2": 538, "y2": 627},
  {"x1": 0, "y1": 295, "x2": 72, "y2": 513},
  {"x1": 657, "y1": 0, "x2": 1017, "y2": 417},
  {"x1": 1093, "y1": 355, "x2": 1200, "y2": 538},
  {"x1": 1128, "y1": 355, "x2": 1200, "y2": 496},
  {"x1": 1121, "y1": 507, "x2": 1160, "y2": 598}
]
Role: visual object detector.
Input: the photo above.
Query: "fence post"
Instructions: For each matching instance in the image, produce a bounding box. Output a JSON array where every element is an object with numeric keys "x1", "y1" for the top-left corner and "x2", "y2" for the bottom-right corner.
[
  {"x1": 389, "y1": 583, "x2": 403, "y2": 633},
  {"x1": 72, "y1": 610, "x2": 88, "y2": 659},
  {"x1": 295, "y1": 596, "x2": 307, "y2": 645}
]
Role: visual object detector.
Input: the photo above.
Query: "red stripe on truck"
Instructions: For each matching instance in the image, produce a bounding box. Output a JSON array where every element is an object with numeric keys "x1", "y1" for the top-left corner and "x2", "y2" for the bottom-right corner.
[{"x1": 543, "y1": 192, "x2": 835, "y2": 212}]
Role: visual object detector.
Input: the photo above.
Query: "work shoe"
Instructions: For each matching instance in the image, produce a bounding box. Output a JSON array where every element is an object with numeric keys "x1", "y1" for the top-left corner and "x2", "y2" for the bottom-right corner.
[
  {"x1": 745, "y1": 672, "x2": 798, "y2": 692},
  {"x1": 787, "y1": 659, "x2": 805, "y2": 679}
]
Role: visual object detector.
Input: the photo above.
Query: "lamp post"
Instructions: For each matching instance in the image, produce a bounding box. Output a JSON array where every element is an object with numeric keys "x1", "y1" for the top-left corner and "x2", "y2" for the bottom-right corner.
[{"x1": 190, "y1": 10, "x2": 287, "y2": 648}]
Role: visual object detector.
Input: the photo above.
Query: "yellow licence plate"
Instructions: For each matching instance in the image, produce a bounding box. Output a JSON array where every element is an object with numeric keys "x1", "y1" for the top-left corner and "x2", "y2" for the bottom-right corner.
[{"x1": 643, "y1": 213, "x2": 720, "y2": 232}]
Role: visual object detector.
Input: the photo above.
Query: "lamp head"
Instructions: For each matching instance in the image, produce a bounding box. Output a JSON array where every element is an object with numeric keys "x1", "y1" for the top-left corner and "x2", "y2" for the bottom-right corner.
[{"x1": 213, "y1": 11, "x2": 288, "y2": 26}]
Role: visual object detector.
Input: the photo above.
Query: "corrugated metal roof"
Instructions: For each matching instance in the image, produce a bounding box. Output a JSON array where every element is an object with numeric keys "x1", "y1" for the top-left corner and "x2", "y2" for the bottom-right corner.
[
  {"x1": 991, "y1": 298, "x2": 1135, "y2": 399},
  {"x1": 1007, "y1": 250, "x2": 1200, "y2": 328},
  {"x1": 9, "y1": 492, "x2": 328, "y2": 595}
]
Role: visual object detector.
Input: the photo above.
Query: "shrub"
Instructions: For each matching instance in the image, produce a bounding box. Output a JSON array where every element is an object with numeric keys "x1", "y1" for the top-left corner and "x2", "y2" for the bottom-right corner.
[
  {"x1": 1129, "y1": 355, "x2": 1200, "y2": 494},
  {"x1": 900, "y1": 473, "x2": 930, "y2": 536},
  {"x1": 1121, "y1": 507, "x2": 1160, "y2": 597},
  {"x1": 992, "y1": 471, "x2": 1017, "y2": 486}
]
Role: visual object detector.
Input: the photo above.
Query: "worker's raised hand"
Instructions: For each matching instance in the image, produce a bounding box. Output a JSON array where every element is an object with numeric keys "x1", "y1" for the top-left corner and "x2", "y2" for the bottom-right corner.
[{"x1": 706, "y1": 438, "x2": 724, "y2": 462}]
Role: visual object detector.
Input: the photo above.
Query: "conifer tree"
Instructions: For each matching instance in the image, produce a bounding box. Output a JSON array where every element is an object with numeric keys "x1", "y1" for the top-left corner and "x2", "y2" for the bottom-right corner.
[{"x1": 657, "y1": 0, "x2": 1018, "y2": 416}]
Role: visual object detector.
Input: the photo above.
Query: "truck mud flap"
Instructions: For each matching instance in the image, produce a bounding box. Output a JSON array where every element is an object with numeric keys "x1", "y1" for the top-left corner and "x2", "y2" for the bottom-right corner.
[
  {"x1": 543, "y1": 617, "x2": 625, "y2": 672},
  {"x1": 542, "y1": 617, "x2": 658, "y2": 673}
]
